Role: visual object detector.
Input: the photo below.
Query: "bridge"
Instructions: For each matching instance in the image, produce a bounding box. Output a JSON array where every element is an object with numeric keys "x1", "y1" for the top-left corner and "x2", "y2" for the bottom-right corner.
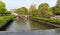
[{"x1": 12, "y1": 13, "x2": 31, "y2": 20}]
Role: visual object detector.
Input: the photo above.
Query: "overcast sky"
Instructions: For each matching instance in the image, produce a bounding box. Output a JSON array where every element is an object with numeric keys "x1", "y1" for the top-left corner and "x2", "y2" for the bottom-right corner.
[{"x1": 2, "y1": 0, "x2": 57, "y2": 10}]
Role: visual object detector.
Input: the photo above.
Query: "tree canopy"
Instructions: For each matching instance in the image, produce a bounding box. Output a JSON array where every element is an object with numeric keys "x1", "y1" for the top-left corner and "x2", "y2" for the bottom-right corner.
[
  {"x1": 53, "y1": 0, "x2": 60, "y2": 15},
  {"x1": 0, "y1": 1, "x2": 7, "y2": 16},
  {"x1": 0, "y1": 1, "x2": 5, "y2": 8},
  {"x1": 16, "y1": 7, "x2": 28, "y2": 15},
  {"x1": 29, "y1": 4, "x2": 36, "y2": 12},
  {"x1": 38, "y1": 3, "x2": 53, "y2": 17}
]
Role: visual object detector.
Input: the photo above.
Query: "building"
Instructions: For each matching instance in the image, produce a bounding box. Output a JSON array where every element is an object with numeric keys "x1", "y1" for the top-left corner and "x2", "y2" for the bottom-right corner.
[
  {"x1": 10, "y1": 9, "x2": 16, "y2": 14},
  {"x1": 10, "y1": 9, "x2": 18, "y2": 15}
]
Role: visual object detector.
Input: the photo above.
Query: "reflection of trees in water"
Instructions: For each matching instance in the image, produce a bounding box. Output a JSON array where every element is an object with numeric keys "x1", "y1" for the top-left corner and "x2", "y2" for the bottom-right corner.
[
  {"x1": 15, "y1": 15, "x2": 30, "y2": 24},
  {"x1": 30, "y1": 20, "x2": 57, "y2": 30},
  {"x1": 15, "y1": 17, "x2": 26, "y2": 23}
]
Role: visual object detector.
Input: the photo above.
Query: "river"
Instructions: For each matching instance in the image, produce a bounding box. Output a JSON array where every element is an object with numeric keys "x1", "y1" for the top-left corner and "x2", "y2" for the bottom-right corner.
[{"x1": 2, "y1": 16, "x2": 60, "y2": 35}]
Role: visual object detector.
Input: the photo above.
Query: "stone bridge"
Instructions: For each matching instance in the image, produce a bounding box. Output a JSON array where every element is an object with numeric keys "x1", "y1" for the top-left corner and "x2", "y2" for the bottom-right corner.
[{"x1": 12, "y1": 13, "x2": 30, "y2": 20}]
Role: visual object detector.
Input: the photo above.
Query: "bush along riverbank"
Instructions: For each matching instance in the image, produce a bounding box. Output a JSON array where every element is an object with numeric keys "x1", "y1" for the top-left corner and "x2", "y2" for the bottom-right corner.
[
  {"x1": 0, "y1": 15, "x2": 15, "y2": 28},
  {"x1": 31, "y1": 16, "x2": 60, "y2": 24}
]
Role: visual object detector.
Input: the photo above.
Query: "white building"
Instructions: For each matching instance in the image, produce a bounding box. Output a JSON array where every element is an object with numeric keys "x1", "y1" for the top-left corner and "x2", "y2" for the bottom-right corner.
[{"x1": 10, "y1": 9, "x2": 16, "y2": 14}]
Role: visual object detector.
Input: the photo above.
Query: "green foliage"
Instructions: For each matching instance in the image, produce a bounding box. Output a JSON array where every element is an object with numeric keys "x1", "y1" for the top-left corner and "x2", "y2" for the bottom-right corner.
[
  {"x1": 54, "y1": 0, "x2": 60, "y2": 15},
  {"x1": 16, "y1": 7, "x2": 28, "y2": 15},
  {"x1": 38, "y1": 3, "x2": 49, "y2": 11},
  {"x1": 49, "y1": 6, "x2": 60, "y2": 15},
  {"x1": 38, "y1": 3, "x2": 53, "y2": 17},
  {"x1": 29, "y1": 4, "x2": 42, "y2": 16},
  {"x1": 32, "y1": 16, "x2": 60, "y2": 23},
  {"x1": 30, "y1": 9, "x2": 41, "y2": 16},
  {"x1": 0, "y1": 1, "x2": 5, "y2": 8},
  {"x1": 0, "y1": 15, "x2": 14, "y2": 27},
  {"x1": 5, "y1": 11, "x2": 11, "y2": 16},
  {"x1": 29, "y1": 4, "x2": 36, "y2": 12},
  {"x1": 50, "y1": 7, "x2": 55, "y2": 15},
  {"x1": 0, "y1": 1, "x2": 8, "y2": 16},
  {"x1": 54, "y1": 6, "x2": 60, "y2": 15}
]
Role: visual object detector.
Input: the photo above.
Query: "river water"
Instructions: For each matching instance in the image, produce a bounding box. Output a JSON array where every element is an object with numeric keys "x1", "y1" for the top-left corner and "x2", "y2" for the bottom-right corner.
[{"x1": 4, "y1": 16, "x2": 60, "y2": 35}]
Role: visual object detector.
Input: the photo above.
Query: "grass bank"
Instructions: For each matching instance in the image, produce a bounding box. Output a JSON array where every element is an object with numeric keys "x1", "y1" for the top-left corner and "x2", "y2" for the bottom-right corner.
[
  {"x1": 31, "y1": 16, "x2": 60, "y2": 24},
  {"x1": 0, "y1": 15, "x2": 15, "y2": 27}
]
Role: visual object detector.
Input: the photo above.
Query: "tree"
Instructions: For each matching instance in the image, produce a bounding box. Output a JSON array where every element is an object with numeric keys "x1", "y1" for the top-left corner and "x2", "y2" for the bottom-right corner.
[
  {"x1": 0, "y1": 1, "x2": 7, "y2": 16},
  {"x1": 29, "y1": 4, "x2": 41, "y2": 16},
  {"x1": 54, "y1": 6, "x2": 60, "y2": 15},
  {"x1": 5, "y1": 11, "x2": 11, "y2": 15},
  {"x1": 50, "y1": 7, "x2": 56, "y2": 15},
  {"x1": 30, "y1": 9, "x2": 41, "y2": 16},
  {"x1": 54, "y1": 0, "x2": 60, "y2": 15},
  {"x1": 0, "y1": 1, "x2": 5, "y2": 8},
  {"x1": 38, "y1": 3, "x2": 53, "y2": 17},
  {"x1": 49, "y1": 0, "x2": 60, "y2": 15},
  {"x1": 29, "y1": 4, "x2": 36, "y2": 12},
  {"x1": 16, "y1": 7, "x2": 28, "y2": 15},
  {"x1": 57, "y1": 0, "x2": 60, "y2": 6},
  {"x1": 38, "y1": 3, "x2": 49, "y2": 12},
  {"x1": 44, "y1": 11, "x2": 53, "y2": 18}
]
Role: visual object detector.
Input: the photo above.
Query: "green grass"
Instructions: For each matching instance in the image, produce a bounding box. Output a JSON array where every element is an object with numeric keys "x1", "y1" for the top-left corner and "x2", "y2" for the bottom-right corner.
[
  {"x1": 32, "y1": 16, "x2": 60, "y2": 23},
  {"x1": 0, "y1": 15, "x2": 15, "y2": 27}
]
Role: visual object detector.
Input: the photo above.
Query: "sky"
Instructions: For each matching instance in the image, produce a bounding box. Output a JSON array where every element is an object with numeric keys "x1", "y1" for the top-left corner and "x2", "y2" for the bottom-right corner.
[{"x1": 2, "y1": 0, "x2": 57, "y2": 10}]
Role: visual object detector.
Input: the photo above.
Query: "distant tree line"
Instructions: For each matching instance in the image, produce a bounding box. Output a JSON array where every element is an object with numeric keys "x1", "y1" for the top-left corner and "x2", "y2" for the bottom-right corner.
[
  {"x1": 0, "y1": 0, "x2": 60, "y2": 18},
  {"x1": 16, "y1": 0, "x2": 60, "y2": 18}
]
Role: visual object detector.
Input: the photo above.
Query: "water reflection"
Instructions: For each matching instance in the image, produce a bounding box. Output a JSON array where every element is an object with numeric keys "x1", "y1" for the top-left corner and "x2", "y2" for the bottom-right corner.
[
  {"x1": 6, "y1": 20, "x2": 31, "y2": 31},
  {"x1": 5, "y1": 16, "x2": 60, "y2": 35},
  {"x1": 30, "y1": 20, "x2": 57, "y2": 30},
  {"x1": 6, "y1": 19, "x2": 57, "y2": 31},
  {"x1": 6, "y1": 15, "x2": 59, "y2": 32}
]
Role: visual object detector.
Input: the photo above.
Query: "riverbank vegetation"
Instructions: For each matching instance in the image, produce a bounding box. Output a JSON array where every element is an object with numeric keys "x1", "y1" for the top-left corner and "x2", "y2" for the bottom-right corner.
[
  {"x1": 32, "y1": 16, "x2": 60, "y2": 24},
  {"x1": 0, "y1": 15, "x2": 15, "y2": 27},
  {"x1": 0, "y1": 1, "x2": 15, "y2": 27}
]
